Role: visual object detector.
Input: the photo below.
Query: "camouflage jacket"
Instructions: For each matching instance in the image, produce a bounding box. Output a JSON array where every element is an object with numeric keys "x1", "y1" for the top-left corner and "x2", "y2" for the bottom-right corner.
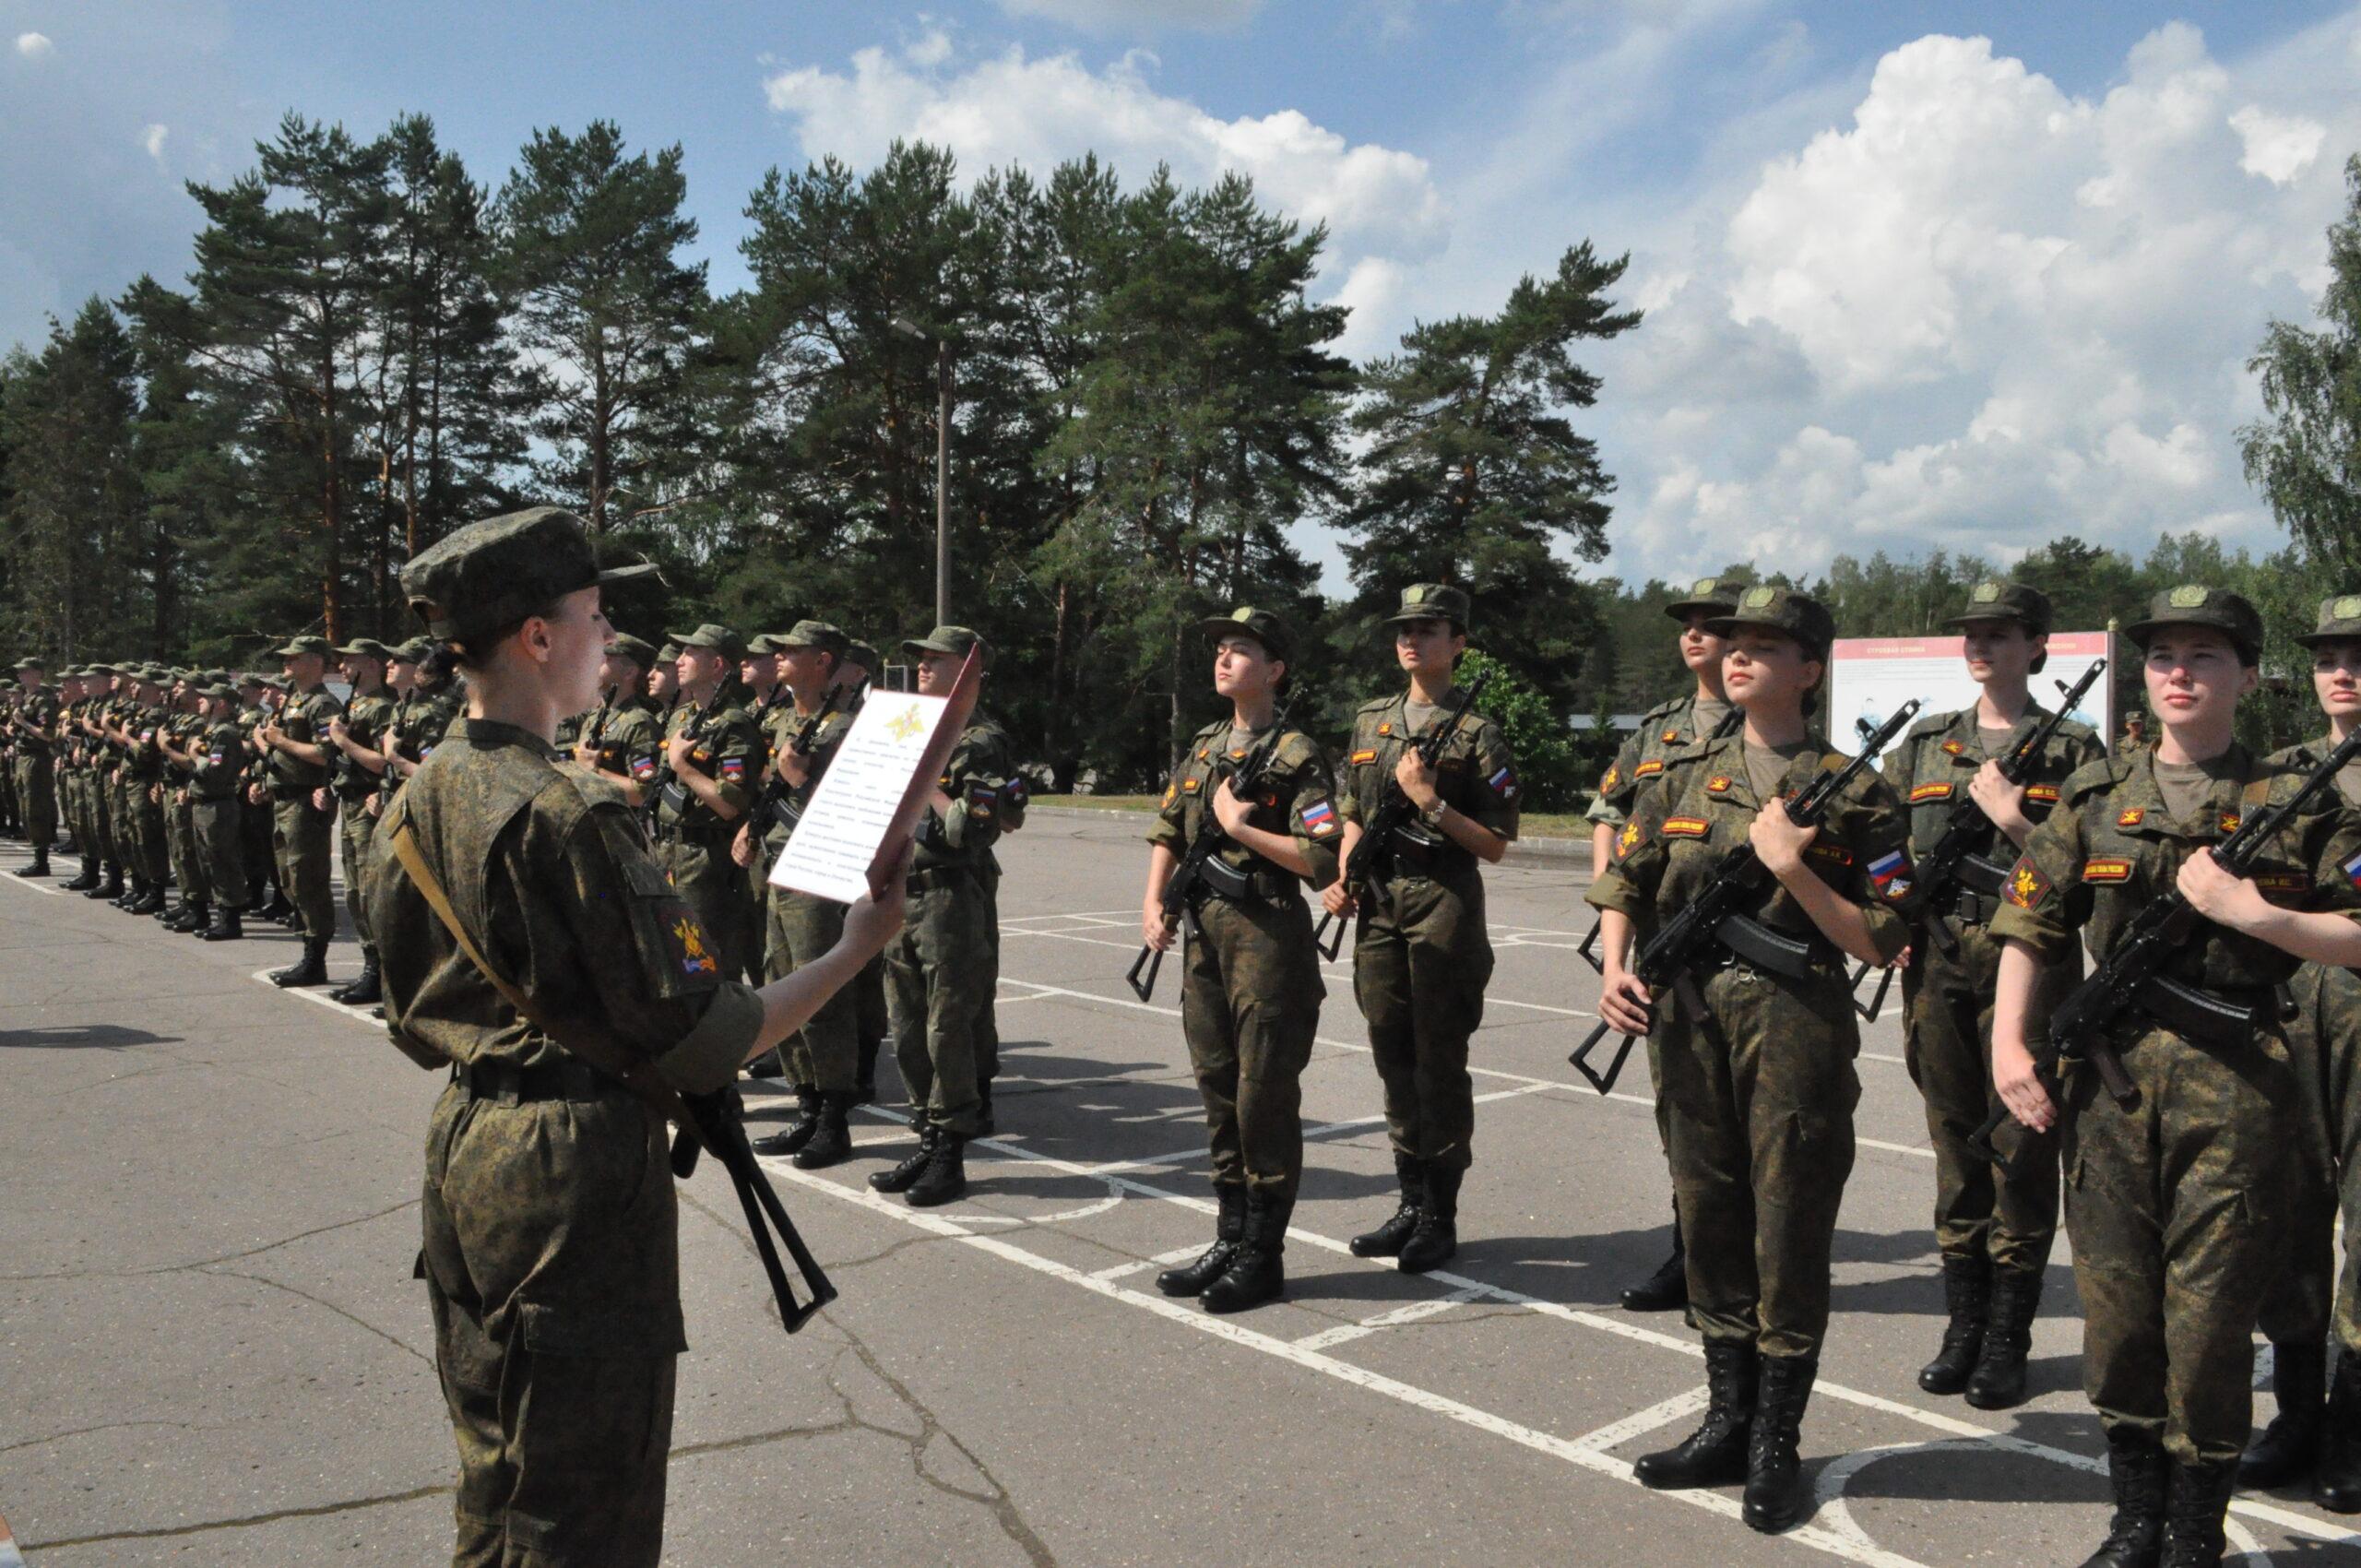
[
  {"x1": 1588, "y1": 688, "x2": 1731, "y2": 827},
  {"x1": 1147, "y1": 717, "x2": 1343, "y2": 893},
  {"x1": 1335, "y1": 684, "x2": 1520, "y2": 862}
]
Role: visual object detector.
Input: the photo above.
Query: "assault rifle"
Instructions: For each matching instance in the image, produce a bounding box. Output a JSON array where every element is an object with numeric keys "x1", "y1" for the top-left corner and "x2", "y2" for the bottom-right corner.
[
  {"x1": 1312, "y1": 671, "x2": 1494, "y2": 960},
  {"x1": 1570, "y1": 699, "x2": 1923, "y2": 1096},
  {"x1": 1577, "y1": 705, "x2": 1746, "y2": 975},
  {"x1": 1128, "y1": 712, "x2": 1294, "y2": 1002},
  {"x1": 1969, "y1": 724, "x2": 2361, "y2": 1178},
  {"x1": 762, "y1": 679, "x2": 863, "y2": 837}
]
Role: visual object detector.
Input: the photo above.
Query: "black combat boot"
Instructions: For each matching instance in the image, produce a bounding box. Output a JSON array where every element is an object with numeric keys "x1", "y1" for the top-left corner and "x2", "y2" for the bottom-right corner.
[
  {"x1": 201, "y1": 902, "x2": 243, "y2": 942},
  {"x1": 167, "y1": 898, "x2": 208, "y2": 933},
  {"x1": 2239, "y1": 1340, "x2": 2326, "y2": 1488},
  {"x1": 752, "y1": 1087, "x2": 823, "y2": 1156},
  {"x1": 126, "y1": 878, "x2": 165, "y2": 915},
  {"x1": 1157, "y1": 1185, "x2": 1247, "y2": 1298},
  {"x1": 113, "y1": 873, "x2": 143, "y2": 909},
  {"x1": 1635, "y1": 1340, "x2": 1759, "y2": 1490},
  {"x1": 2159, "y1": 1457, "x2": 2237, "y2": 1567},
  {"x1": 1398, "y1": 1164, "x2": 1461, "y2": 1274},
  {"x1": 746, "y1": 1048, "x2": 787, "y2": 1079},
  {"x1": 1965, "y1": 1265, "x2": 2043, "y2": 1409},
  {"x1": 1740, "y1": 1354, "x2": 1819, "y2": 1533},
  {"x1": 2317, "y1": 1348, "x2": 2361, "y2": 1513},
  {"x1": 154, "y1": 889, "x2": 187, "y2": 921},
  {"x1": 906, "y1": 1133, "x2": 968, "y2": 1208},
  {"x1": 270, "y1": 934, "x2": 329, "y2": 988},
  {"x1": 791, "y1": 1092, "x2": 857, "y2": 1170},
  {"x1": 1622, "y1": 1201, "x2": 1689, "y2": 1312},
  {"x1": 16, "y1": 847, "x2": 51, "y2": 878},
  {"x1": 1200, "y1": 1189, "x2": 1287, "y2": 1314},
  {"x1": 1919, "y1": 1252, "x2": 1989, "y2": 1395},
  {"x1": 330, "y1": 948, "x2": 382, "y2": 1005},
  {"x1": 1349, "y1": 1154, "x2": 1425, "y2": 1258},
  {"x1": 868, "y1": 1125, "x2": 939, "y2": 1194},
  {"x1": 2080, "y1": 1426, "x2": 2168, "y2": 1568},
  {"x1": 88, "y1": 863, "x2": 124, "y2": 899},
  {"x1": 62, "y1": 854, "x2": 101, "y2": 892}
]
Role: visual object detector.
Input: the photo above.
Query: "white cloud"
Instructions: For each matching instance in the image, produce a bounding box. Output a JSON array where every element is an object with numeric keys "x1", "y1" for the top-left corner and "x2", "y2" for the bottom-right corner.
[
  {"x1": 16, "y1": 32, "x2": 53, "y2": 58},
  {"x1": 2229, "y1": 103, "x2": 2325, "y2": 184},
  {"x1": 763, "y1": 37, "x2": 1445, "y2": 262},
  {"x1": 996, "y1": 0, "x2": 1261, "y2": 33},
  {"x1": 140, "y1": 123, "x2": 167, "y2": 162}
]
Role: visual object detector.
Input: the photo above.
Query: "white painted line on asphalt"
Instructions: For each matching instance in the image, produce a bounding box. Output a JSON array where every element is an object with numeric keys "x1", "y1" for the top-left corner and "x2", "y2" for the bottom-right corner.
[
  {"x1": 1568, "y1": 1385, "x2": 1712, "y2": 1455},
  {"x1": 1092, "y1": 1244, "x2": 1210, "y2": 1282},
  {"x1": 1293, "y1": 1287, "x2": 1489, "y2": 1351},
  {"x1": 1304, "y1": 1080, "x2": 1558, "y2": 1139},
  {"x1": 254, "y1": 969, "x2": 382, "y2": 1024}
]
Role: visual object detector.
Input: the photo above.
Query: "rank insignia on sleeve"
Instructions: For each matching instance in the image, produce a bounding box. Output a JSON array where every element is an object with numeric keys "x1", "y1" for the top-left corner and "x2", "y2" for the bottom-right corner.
[
  {"x1": 1600, "y1": 766, "x2": 1620, "y2": 793},
  {"x1": 1230, "y1": 748, "x2": 1248, "y2": 760},
  {"x1": 2025, "y1": 784, "x2": 2060, "y2": 803},
  {"x1": 1301, "y1": 799, "x2": 1339, "y2": 837},
  {"x1": 2219, "y1": 813, "x2": 2240, "y2": 835},
  {"x1": 2117, "y1": 808, "x2": 2144, "y2": 828},
  {"x1": 1661, "y1": 816, "x2": 1710, "y2": 837},
  {"x1": 1868, "y1": 849, "x2": 1910, "y2": 897},
  {"x1": 1635, "y1": 760, "x2": 1665, "y2": 778},
  {"x1": 1909, "y1": 782, "x2": 1953, "y2": 802},
  {"x1": 1349, "y1": 749, "x2": 1378, "y2": 766},
  {"x1": 1617, "y1": 820, "x2": 1642, "y2": 859},
  {"x1": 2006, "y1": 860, "x2": 2052, "y2": 909},
  {"x1": 1705, "y1": 775, "x2": 1732, "y2": 794},
  {"x1": 670, "y1": 913, "x2": 719, "y2": 977},
  {"x1": 2081, "y1": 859, "x2": 2132, "y2": 883},
  {"x1": 1940, "y1": 739, "x2": 1966, "y2": 755}
]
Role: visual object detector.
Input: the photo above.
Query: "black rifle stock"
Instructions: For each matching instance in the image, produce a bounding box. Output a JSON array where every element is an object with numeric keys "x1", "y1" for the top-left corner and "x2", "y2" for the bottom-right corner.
[
  {"x1": 677, "y1": 1087, "x2": 837, "y2": 1332},
  {"x1": 1127, "y1": 712, "x2": 1295, "y2": 1002},
  {"x1": 1969, "y1": 725, "x2": 2361, "y2": 1174},
  {"x1": 1313, "y1": 671, "x2": 1495, "y2": 961},
  {"x1": 1571, "y1": 699, "x2": 1925, "y2": 1096}
]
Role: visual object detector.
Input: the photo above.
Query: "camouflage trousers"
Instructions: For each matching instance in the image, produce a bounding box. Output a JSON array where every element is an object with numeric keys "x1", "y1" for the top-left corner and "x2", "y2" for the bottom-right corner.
[
  {"x1": 2064, "y1": 1023, "x2": 2291, "y2": 1467},
  {"x1": 1901, "y1": 916, "x2": 2070, "y2": 1274},
  {"x1": 1660, "y1": 961, "x2": 1860, "y2": 1360},
  {"x1": 193, "y1": 798, "x2": 245, "y2": 908},
  {"x1": 12, "y1": 753, "x2": 53, "y2": 846},
  {"x1": 118, "y1": 776, "x2": 167, "y2": 880},
  {"x1": 1351, "y1": 867, "x2": 1493, "y2": 1172},
  {"x1": 2257, "y1": 961, "x2": 2361, "y2": 1353},
  {"x1": 340, "y1": 800, "x2": 378, "y2": 950},
  {"x1": 765, "y1": 886, "x2": 860, "y2": 1093},
  {"x1": 1181, "y1": 892, "x2": 1324, "y2": 1202},
  {"x1": 886, "y1": 869, "x2": 995, "y2": 1137},
  {"x1": 420, "y1": 1078, "x2": 684, "y2": 1568},
  {"x1": 273, "y1": 793, "x2": 336, "y2": 936},
  {"x1": 169, "y1": 787, "x2": 207, "y2": 905}
]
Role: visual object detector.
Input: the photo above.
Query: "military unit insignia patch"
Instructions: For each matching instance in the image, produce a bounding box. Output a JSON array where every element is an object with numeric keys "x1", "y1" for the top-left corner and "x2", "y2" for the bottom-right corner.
[
  {"x1": 2343, "y1": 849, "x2": 2361, "y2": 891},
  {"x1": 1617, "y1": 820, "x2": 1643, "y2": 858},
  {"x1": 2006, "y1": 861, "x2": 2051, "y2": 909},
  {"x1": 670, "y1": 913, "x2": 719, "y2": 978},
  {"x1": 1599, "y1": 766, "x2": 1620, "y2": 793},
  {"x1": 1868, "y1": 849, "x2": 1910, "y2": 898},
  {"x1": 2081, "y1": 859, "x2": 2132, "y2": 883},
  {"x1": 1301, "y1": 799, "x2": 1338, "y2": 837}
]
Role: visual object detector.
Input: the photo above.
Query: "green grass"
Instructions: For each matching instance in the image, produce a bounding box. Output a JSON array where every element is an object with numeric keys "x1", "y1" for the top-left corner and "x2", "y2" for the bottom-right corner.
[{"x1": 1032, "y1": 795, "x2": 1593, "y2": 840}]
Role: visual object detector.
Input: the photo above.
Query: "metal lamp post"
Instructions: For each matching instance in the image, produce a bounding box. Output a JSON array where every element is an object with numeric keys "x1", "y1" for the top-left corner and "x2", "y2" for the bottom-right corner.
[{"x1": 890, "y1": 315, "x2": 953, "y2": 626}]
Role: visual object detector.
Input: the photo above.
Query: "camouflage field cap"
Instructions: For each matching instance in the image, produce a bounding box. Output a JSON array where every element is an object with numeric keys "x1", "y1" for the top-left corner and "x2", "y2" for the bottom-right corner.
[
  {"x1": 10, "y1": 654, "x2": 42, "y2": 672},
  {"x1": 654, "y1": 640, "x2": 682, "y2": 665},
  {"x1": 274, "y1": 634, "x2": 335, "y2": 660},
  {"x1": 2296, "y1": 593, "x2": 2361, "y2": 649},
  {"x1": 1663, "y1": 576, "x2": 1749, "y2": 623},
  {"x1": 842, "y1": 638, "x2": 880, "y2": 672},
  {"x1": 603, "y1": 632, "x2": 657, "y2": 667},
  {"x1": 1382, "y1": 582, "x2": 1471, "y2": 631},
  {"x1": 402, "y1": 506, "x2": 658, "y2": 645},
  {"x1": 200, "y1": 683, "x2": 238, "y2": 703},
  {"x1": 902, "y1": 625, "x2": 987, "y2": 665},
  {"x1": 1704, "y1": 583, "x2": 1837, "y2": 654},
  {"x1": 777, "y1": 619, "x2": 849, "y2": 657},
  {"x1": 664, "y1": 623, "x2": 744, "y2": 662},
  {"x1": 1198, "y1": 605, "x2": 1294, "y2": 662},
  {"x1": 389, "y1": 636, "x2": 433, "y2": 664},
  {"x1": 83, "y1": 661, "x2": 116, "y2": 676},
  {"x1": 2122, "y1": 584, "x2": 2263, "y2": 662},
  {"x1": 336, "y1": 637, "x2": 393, "y2": 661},
  {"x1": 1943, "y1": 580, "x2": 2052, "y2": 635}
]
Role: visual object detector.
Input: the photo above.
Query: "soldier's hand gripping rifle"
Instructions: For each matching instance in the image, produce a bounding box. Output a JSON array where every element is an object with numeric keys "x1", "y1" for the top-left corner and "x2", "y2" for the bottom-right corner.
[
  {"x1": 1969, "y1": 724, "x2": 2361, "y2": 1178},
  {"x1": 1578, "y1": 706, "x2": 1746, "y2": 974},
  {"x1": 1127, "y1": 712, "x2": 1294, "y2": 1002},
  {"x1": 1570, "y1": 699, "x2": 1924, "y2": 1096},
  {"x1": 1312, "y1": 670, "x2": 1494, "y2": 961}
]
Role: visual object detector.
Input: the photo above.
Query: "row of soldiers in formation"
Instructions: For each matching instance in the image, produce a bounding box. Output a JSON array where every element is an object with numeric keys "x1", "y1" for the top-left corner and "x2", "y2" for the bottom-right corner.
[{"x1": 1140, "y1": 576, "x2": 2361, "y2": 1565}]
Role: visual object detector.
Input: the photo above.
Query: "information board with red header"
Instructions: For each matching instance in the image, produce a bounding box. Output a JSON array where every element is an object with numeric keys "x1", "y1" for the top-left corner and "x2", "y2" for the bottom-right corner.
[{"x1": 1827, "y1": 631, "x2": 2113, "y2": 764}]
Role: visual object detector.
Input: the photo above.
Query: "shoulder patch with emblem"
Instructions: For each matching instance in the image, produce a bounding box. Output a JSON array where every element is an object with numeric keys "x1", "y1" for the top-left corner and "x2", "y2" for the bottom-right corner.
[
  {"x1": 1162, "y1": 782, "x2": 1178, "y2": 807},
  {"x1": 669, "y1": 911, "x2": 720, "y2": 978},
  {"x1": 1867, "y1": 849, "x2": 1909, "y2": 897},
  {"x1": 1617, "y1": 819, "x2": 1643, "y2": 859},
  {"x1": 2006, "y1": 859, "x2": 2052, "y2": 909},
  {"x1": 1599, "y1": 765, "x2": 1620, "y2": 794},
  {"x1": 1300, "y1": 799, "x2": 1338, "y2": 837}
]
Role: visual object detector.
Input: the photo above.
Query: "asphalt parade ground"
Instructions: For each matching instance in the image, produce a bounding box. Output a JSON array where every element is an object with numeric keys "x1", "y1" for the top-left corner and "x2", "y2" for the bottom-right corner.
[{"x1": 6, "y1": 812, "x2": 2361, "y2": 1566}]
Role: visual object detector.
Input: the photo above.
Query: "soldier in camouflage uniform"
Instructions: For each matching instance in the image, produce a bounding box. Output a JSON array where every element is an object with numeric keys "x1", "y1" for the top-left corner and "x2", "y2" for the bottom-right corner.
[
  {"x1": 1588, "y1": 585, "x2": 1916, "y2": 1535},
  {"x1": 1322, "y1": 584, "x2": 1519, "y2": 1277},
  {"x1": 186, "y1": 683, "x2": 250, "y2": 941},
  {"x1": 1882, "y1": 582, "x2": 2103, "y2": 1410},
  {"x1": 570, "y1": 634, "x2": 664, "y2": 806},
  {"x1": 326, "y1": 639, "x2": 397, "y2": 1004},
  {"x1": 840, "y1": 639, "x2": 891, "y2": 1101},
  {"x1": 647, "y1": 624, "x2": 763, "y2": 985},
  {"x1": 737, "y1": 622, "x2": 864, "y2": 1162},
  {"x1": 257, "y1": 636, "x2": 346, "y2": 983},
  {"x1": 1586, "y1": 576, "x2": 1744, "y2": 1311},
  {"x1": 867, "y1": 626, "x2": 1026, "y2": 1208},
  {"x1": 1991, "y1": 585, "x2": 2361, "y2": 1564},
  {"x1": 1142, "y1": 608, "x2": 1341, "y2": 1313},
  {"x1": 9, "y1": 656, "x2": 59, "y2": 877},
  {"x1": 77, "y1": 664, "x2": 128, "y2": 901},
  {"x1": 155, "y1": 672, "x2": 215, "y2": 930},
  {"x1": 2236, "y1": 594, "x2": 2361, "y2": 1506},
  {"x1": 108, "y1": 666, "x2": 172, "y2": 915},
  {"x1": 370, "y1": 505, "x2": 904, "y2": 1568}
]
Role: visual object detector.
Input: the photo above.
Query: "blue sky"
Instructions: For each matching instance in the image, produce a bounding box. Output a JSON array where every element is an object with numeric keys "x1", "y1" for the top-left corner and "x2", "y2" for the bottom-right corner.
[{"x1": 6, "y1": 0, "x2": 2359, "y2": 588}]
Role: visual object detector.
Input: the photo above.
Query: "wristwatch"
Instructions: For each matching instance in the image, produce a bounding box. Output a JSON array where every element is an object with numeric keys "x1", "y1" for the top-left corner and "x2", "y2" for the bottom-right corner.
[{"x1": 1418, "y1": 797, "x2": 1448, "y2": 831}]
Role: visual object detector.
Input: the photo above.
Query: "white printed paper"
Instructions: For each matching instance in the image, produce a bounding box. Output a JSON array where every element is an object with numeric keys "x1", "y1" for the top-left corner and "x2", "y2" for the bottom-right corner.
[
  {"x1": 1828, "y1": 631, "x2": 2114, "y2": 764},
  {"x1": 767, "y1": 691, "x2": 950, "y2": 904}
]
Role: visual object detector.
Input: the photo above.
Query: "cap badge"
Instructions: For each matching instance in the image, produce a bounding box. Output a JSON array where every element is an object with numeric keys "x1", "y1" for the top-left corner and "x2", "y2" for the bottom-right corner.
[
  {"x1": 1232, "y1": 607, "x2": 1254, "y2": 622},
  {"x1": 2335, "y1": 596, "x2": 2361, "y2": 621},
  {"x1": 2168, "y1": 585, "x2": 2207, "y2": 609},
  {"x1": 1972, "y1": 582, "x2": 2001, "y2": 603},
  {"x1": 1742, "y1": 586, "x2": 1776, "y2": 609},
  {"x1": 1691, "y1": 576, "x2": 1716, "y2": 594}
]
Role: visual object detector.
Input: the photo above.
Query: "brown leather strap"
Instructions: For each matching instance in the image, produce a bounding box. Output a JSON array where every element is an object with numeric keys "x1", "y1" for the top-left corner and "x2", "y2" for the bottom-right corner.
[{"x1": 387, "y1": 819, "x2": 694, "y2": 1134}]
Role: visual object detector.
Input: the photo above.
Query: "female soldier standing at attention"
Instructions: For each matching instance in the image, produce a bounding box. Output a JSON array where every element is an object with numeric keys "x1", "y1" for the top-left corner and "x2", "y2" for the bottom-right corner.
[
  {"x1": 1588, "y1": 584, "x2": 1916, "y2": 1535},
  {"x1": 1142, "y1": 608, "x2": 1342, "y2": 1314},
  {"x1": 371, "y1": 506, "x2": 905, "y2": 1568},
  {"x1": 1991, "y1": 586, "x2": 2361, "y2": 1566}
]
